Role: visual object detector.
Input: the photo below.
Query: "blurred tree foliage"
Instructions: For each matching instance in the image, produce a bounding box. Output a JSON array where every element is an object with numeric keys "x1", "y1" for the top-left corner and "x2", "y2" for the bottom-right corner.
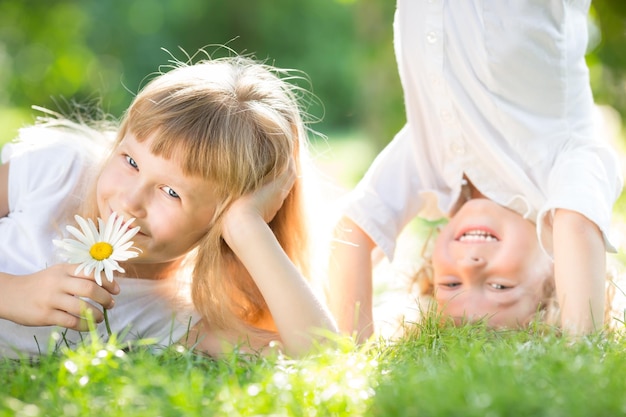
[
  {"x1": 0, "y1": 0, "x2": 378, "y2": 143},
  {"x1": 0, "y1": 0, "x2": 624, "y2": 150},
  {"x1": 589, "y1": 0, "x2": 626, "y2": 125}
]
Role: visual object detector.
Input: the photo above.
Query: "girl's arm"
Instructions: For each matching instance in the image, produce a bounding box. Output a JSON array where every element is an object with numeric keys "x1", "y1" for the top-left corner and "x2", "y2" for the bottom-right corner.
[
  {"x1": 328, "y1": 216, "x2": 376, "y2": 343},
  {"x1": 218, "y1": 163, "x2": 338, "y2": 356},
  {"x1": 0, "y1": 265, "x2": 120, "y2": 330},
  {"x1": 552, "y1": 209, "x2": 606, "y2": 335}
]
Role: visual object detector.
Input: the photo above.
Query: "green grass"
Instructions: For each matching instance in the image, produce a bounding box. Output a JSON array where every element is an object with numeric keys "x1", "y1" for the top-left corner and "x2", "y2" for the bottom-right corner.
[
  {"x1": 1, "y1": 321, "x2": 626, "y2": 416},
  {"x1": 2, "y1": 130, "x2": 626, "y2": 416},
  {"x1": 373, "y1": 323, "x2": 626, "y2": 417}
]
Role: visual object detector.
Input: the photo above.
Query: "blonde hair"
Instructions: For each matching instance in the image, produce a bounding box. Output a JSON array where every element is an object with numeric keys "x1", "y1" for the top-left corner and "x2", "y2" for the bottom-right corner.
[{"x1": 113, "y1": 54, "x2": 314, "y2": 339}]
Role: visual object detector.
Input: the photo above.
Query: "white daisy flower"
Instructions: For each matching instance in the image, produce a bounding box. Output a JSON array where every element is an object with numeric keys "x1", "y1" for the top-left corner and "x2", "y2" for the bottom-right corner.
[{"x1": 54, "y1": 213, "x2": 141, "y2": 286}]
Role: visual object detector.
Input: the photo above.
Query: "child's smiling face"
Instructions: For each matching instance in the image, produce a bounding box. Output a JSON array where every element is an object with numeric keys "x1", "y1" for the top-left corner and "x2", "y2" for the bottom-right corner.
[
  {"x1": 96, "y1": 133, "x2": 218, "y2": 267},
  {"x1": 432, "y1": 198, "x2": 553, "y2": 328}
]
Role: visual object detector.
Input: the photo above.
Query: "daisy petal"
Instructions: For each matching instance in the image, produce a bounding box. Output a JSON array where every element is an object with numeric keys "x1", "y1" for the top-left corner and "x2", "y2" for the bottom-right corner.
[
  {"x1": 94, "y1": 269, "x2": 103, "y2": 286},
  {"x1": 97, "y1": 217, "x2": 107, "y2": 241},
  {"x1": 73, "y1": 264, "x2": 85, "y2": 276},
  {"x1": 74, "y1": 215, "x2": 98, "y2": 244},
  {"x1": 108, "y1": 214, "x2": 127, "y2": 245},
  {"x1": 104, "y1": 265, "x2": 114, "y2": 283},
  {"x1": 102, "y1": 257, "x2": 121, "y2": 270},
  {"x1": 62, "y1": 239, "x2": 91, "y2": 253},
  {"x1": 104, "y1": 257, "x2": 126, "y2": 273},
  {"x1": 83, "y1": 262, "x2": 96, "y2": 277},
  {"x1": 111, "y1": 249, "x2": 140, "y2": 261},
  {"x1": 113, "y1": 241, "x2": 134, "y2": 252},
  {"x1": 101, "y1": 213, "x2": 116, "y2": 243},
  {"x1": 65, "y1": 225, "x2": 91, "y2": 247}
]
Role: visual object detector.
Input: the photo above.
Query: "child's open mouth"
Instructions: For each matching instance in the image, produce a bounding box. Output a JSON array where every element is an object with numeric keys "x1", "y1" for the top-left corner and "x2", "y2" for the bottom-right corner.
[{"x1": 456, "y1": 229, "x2": 499, "y2": 242}]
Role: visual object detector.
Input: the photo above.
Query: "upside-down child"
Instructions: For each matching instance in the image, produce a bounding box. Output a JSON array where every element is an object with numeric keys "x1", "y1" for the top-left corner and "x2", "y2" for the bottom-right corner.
[{"x1": 328, "y1": 0, "x2": 623, "y2": 341}]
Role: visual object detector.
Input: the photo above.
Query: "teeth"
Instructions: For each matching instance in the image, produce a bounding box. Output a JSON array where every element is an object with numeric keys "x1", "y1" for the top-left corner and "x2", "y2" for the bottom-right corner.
[{"x1": 459, "y1": 230, "x2": 497, "y2": 242}]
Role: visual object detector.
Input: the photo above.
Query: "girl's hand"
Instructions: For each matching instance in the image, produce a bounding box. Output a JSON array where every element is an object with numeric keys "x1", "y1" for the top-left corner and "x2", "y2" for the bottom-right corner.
[
  {"x1": 0, "y1": 264, "x2": 120, "y2": 331},
  {"x1": 216, "y1": 159, "x2": 338, "y2": 357},
  {"x1": 222, "y1": 159, "x2": 296, "y2": 242}
]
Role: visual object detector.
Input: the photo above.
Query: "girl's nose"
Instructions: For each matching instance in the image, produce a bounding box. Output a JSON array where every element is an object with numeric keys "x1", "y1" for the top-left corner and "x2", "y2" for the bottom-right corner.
[
  {"x1": 121, "y1": 186, "x2": 147, "y2": 218},
  {"x1": 458, "y1": 255, "x2": 486, "y2": 269}
]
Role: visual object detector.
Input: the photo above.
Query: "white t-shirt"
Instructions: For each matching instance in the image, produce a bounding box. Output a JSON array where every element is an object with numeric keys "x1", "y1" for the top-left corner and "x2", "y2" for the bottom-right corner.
[
  {"x1": 0, "y1": 126, "x2": 199, "y2": 358},
  {"x1": 344, "y1": 0, "x2": 623, "y2": 260}
]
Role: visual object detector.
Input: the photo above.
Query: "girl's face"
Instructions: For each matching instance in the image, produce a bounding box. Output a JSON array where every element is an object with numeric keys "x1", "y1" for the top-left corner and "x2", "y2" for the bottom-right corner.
[
  {"x1": 432, "y1": 198, "x2": 552, "y2": 328},
  {"x1": 97, "y1": 133, "x2": 217, "y2": 267}
]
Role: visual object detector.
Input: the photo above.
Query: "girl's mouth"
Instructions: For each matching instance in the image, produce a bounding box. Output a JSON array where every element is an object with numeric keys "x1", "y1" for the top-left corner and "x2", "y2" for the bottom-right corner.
[
  {"x1": 132, "y1": 227, "x2": 148, "y2": 238},
  {"x1": 456, "y1": 228, "x2": 499, "y2": 242}
]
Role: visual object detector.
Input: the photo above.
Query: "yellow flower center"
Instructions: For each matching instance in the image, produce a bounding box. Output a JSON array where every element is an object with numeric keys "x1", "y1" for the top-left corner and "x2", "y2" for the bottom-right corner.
[{"x1": 89, "y1": 242, "x2": 113, "y2": 261}]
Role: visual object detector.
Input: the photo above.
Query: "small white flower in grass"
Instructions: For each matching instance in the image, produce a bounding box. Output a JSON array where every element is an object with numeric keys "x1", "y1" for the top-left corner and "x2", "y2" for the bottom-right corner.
[{"x1": 54, "y1": 213, "x2": 141, "y2": 286}]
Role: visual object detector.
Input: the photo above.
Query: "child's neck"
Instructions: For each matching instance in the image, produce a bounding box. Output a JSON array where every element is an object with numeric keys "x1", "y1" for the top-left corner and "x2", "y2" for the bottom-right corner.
[
  {"x1": 450, "y1": 175, "x2": 486, "y2": 216},
  {"x1": 119, "y1": 259, "x2": 185, "y2": 280}
]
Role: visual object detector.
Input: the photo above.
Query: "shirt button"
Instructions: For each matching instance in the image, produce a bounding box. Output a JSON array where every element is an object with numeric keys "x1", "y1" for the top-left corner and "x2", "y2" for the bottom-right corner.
[
  {"x1": 440, "y1": 109, "x2": 454, "y2": 124},
  {"x1": 450, "y1": 142, "x2": 465, "y2": 155},
  {"x1": 426, "y1": 31, "x2": 438, "y2": 44}
]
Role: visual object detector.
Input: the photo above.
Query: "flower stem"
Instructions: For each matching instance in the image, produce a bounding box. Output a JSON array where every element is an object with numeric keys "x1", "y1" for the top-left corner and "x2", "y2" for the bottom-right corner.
[{"x1": 103, "y1": 308, "x2": 112, "y2": 337}]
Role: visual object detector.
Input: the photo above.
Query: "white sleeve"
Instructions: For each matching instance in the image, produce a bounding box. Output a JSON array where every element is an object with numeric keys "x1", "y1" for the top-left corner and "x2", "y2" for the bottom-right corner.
[
  {"x1": 342, "y1": 125, "x2": 427, "y2": 260},
  {"x1": 1, "y1": 138, "x2": 90, "y2": 273},
  {"x1": 538, "y1": 138, "x2": 623, "y2": 255},
  {"x1": 5, "y1": 141, "x2": 86, "y2": 216}
]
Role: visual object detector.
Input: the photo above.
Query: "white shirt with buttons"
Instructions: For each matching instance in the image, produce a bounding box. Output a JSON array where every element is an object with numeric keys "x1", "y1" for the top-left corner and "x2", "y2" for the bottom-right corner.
[{"x1": 343, "y1": 0, "x2": 623, "y2": 260}]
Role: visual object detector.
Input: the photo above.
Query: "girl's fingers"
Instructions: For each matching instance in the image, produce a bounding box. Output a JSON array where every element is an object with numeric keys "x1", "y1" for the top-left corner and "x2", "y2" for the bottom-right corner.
[
  {"x1": 98, "y1": 275, "x2": 120, "y2": 295},
  {"x1": 54, "y1": 295, "x2": 105, "y2": 330},
  {"x1": 63, "y1": 264, "x2": 120, "y2": 295},
  {"x1": 62, "y1": 265, "x2": 118, "y2": 308},
  {"x1": 65, "y1": 278, "x2": 116, "y2": 311}
]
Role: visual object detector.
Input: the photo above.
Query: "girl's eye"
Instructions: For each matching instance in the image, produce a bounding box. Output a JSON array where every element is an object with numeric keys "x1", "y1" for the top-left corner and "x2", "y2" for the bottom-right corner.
[
  {"x1": 163, "y1": 186, "x2": 180, "y2": 199},
  {"x1": 440, "y1": 282, "x2": 461, "y2": 289},
  {"x1": 125, "y1": 155, "x2": 138, "y2": 169},
  {"x1": 489, "y1": 283, "x2": 509, "y2": 290}
]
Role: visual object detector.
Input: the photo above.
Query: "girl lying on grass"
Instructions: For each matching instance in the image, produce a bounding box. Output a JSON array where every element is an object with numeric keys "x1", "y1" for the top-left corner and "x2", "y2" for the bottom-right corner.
[{"x1": 0, "y1": 51, "x2": 337, "y2": 358}]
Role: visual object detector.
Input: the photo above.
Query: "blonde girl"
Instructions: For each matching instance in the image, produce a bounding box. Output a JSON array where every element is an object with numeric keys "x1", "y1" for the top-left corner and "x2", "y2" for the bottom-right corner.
[{"x1": 0, "y1": 52, "x2": 337, "y2": 357}]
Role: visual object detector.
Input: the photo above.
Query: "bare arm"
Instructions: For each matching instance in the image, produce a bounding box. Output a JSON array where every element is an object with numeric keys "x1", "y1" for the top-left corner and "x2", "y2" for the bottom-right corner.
[
  {"x1": 328, "y1": 216, "x2": 376, "y2": 343},
  {"x1": 553, "y1": 209, "x2": 606, "y2": 335},
  {"x1": 214, "y1": 163, "x2": 338, "y2": 356},
  {"x1": 223, "y1": 212, "x2": 337, "y2": 355}
]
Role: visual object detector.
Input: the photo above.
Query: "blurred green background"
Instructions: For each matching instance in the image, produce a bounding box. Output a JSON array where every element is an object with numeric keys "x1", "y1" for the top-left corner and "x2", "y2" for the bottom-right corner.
[{"x1": 0, "y1": 0, "x2": 625, "y2": 180}]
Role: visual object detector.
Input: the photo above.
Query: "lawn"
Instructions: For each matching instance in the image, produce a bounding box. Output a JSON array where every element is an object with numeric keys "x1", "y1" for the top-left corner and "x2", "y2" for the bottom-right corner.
[
  {"x1": 1, "y1": 319, "x2": 625, "y2": 416},
  {"x1": 1, "y1": 130, "x2": 626, "y2": 416}
]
